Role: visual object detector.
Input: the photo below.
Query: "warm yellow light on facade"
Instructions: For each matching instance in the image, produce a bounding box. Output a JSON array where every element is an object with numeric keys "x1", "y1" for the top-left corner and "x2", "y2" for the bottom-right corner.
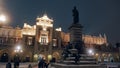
[
  {"x1": 102, "y1": 53, "x2": 105, "y2": 57},
  {"x1": 43, "y1": 28, "x2": 46, "y2": 31},
  {"x1": 34, "y1": 54, "x2": 38, "y2": 58},
  {"x1": 56, "y1": 27, "x2": 62, "y2": 31},
  {"x1": 40, "y1": 14, "x2": 53, "y2": 22},
  {"x1": 14, "y1": 45, "x2": 23, "y2": 53},
  {"x1": 95, "y1": 53, "x2": 99, "y2": 56},
  {"x1": 34, "y1": 54, "x2": 38, "y2": 61},
  {"x1": 36, "y1": 14, "x2": 53, "y2": 28},
  {"x1": 22, "y1": 23, "x2": 36, "y2": 35},
  {"x1": 42, "y1": 14, "x2": 49, "y2": 20},
  {"x1": 48, "y1": 55, "x2": 52, "y2": 60}
]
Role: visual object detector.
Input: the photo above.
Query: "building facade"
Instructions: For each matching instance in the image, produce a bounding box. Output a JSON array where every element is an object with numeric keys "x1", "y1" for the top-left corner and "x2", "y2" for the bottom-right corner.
[{"x1": 0, "y1": 14, "x2": 109, "y2": 62}]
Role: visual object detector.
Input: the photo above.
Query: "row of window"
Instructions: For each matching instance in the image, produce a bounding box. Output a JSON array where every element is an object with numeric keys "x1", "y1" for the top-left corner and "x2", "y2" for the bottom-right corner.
[{"x1": 0, "y1": 38, "x2": 20, "y2": 45}]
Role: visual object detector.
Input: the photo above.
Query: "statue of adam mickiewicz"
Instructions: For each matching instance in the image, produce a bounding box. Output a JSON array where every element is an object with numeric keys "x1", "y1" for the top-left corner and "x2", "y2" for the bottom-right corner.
[{"x1": 72, "y1": 6, "x2": 79, "y2": 24}]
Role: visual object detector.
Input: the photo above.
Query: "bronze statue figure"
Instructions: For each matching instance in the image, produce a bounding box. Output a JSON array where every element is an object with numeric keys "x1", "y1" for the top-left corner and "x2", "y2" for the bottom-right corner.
[{"x1": 72, "y1": 6, "x2": 79, "y2": 24}]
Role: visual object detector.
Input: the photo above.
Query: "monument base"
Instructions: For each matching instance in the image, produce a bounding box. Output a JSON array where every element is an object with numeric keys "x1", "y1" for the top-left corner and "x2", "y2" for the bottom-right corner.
[{"x1": 51, "y1": 63, "x2": 106, "y2": 68}]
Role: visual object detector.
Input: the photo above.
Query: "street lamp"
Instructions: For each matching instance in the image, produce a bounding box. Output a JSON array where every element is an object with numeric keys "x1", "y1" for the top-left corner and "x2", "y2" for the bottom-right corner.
[
  {"x1": 87, "y1": 48, "x2": 94, "y2": 56},
  {"x1": 14, "y1": 45, "x2": 23, "y2": 62},
  {"x1": 14, "y1": 46, "x2": 23, "y2": 53}
]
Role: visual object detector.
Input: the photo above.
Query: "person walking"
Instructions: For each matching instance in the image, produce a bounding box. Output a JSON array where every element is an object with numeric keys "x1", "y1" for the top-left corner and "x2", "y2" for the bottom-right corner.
[
  {"x1": 38, "y1": 58, "x2": 45, "y2": 68},
  {"x1": 14, "y1": 56, "x2": 20, "y2": 68},
  {"x1": 44, "y1": 62, "x2": 49, "y2": 68}
]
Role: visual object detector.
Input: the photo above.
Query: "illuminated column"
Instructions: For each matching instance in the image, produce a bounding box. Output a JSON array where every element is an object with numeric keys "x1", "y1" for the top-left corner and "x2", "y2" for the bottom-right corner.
[
  {"x1": 58, "y1": 32, "x2": 62, "y2": 49},
  {"x1": 104, "y1": 34, "x2": 107, "y2": 45},
  {"x1": 55, "y1": 27, "x2": 62, "y2": 49},
  {"x1": 49, "y1": 27, "x2": 53, "y2": 54},
  {"x1": 34, "y1": 25, "x2": 39, "y2": 54}
]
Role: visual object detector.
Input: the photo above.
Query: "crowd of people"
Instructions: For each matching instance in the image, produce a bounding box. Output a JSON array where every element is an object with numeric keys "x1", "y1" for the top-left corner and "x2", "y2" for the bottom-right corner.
[
  {"x1": 6, "y1": 56, "x2": 20, "y2": 68},
  {"x1": 38, "y1": 58, "x2": 49, "y2": 68},
  {"x1": 6, "y1": 57, "x2": 56, "y2": 68}
]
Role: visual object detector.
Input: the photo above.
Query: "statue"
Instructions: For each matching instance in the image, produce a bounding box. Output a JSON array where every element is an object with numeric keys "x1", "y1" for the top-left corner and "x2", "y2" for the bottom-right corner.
[{"x1": 72, "y1": 6, "x2": 79, "y2": 24}]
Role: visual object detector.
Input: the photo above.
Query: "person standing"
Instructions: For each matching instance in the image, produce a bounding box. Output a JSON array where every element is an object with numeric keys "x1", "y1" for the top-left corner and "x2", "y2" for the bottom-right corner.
[
  {"x1": 44, "y1": 62, "x2": 49, "y2": 68},
  {"x1": 38, "y1": 58, "x2": 45, "y2": 68},
  {"x1": 14, "y1": 60, "x2": 19, "y2": 68},
  {"x1": 14, "y1": 56, "x2": 20, "y2": 68}
]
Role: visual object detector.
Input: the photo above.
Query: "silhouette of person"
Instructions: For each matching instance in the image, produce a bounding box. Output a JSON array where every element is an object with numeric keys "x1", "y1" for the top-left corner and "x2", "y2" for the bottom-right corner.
[
  {"x1": 28, "y1": 64, "x2": 32, "y2": 68},
  {"x1": 38, "y1": 58, "x2": 45, "y2": 68},
  {"x1": 6, "y1": 62, "x2": 11, "y2": 68},
  {"x1": 44, "y1": 61, "x2": 49, "y2": 68},
  {"x1": 74, "y1": 54, "x2": 80, "y2": 64},
  {"x1": 14, "y1": 56, "x2": 20, "y2": 68},
  {"x1": 72, "y1": 6, "x2": 79, "y2": 24}
]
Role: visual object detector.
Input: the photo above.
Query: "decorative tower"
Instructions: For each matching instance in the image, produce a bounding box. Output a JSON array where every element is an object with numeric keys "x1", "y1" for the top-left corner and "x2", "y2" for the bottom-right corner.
[{"x1": 34, "y1": 14, "x2": 53, "y2": 55}]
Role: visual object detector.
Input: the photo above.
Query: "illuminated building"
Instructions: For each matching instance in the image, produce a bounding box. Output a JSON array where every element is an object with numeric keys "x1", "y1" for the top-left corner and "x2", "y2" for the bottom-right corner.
[
  {"x1": 0, "y1": 14, "x2": 109, "y2": 62},
  {"x1": 82, "y1": 34, "x2": 107, "y2": 47}
]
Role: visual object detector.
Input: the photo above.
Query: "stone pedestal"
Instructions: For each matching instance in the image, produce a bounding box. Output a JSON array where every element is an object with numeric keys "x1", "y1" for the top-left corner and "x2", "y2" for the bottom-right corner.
[{"x1": 69, "y1": 23, "x2": 83, "y2": 44}]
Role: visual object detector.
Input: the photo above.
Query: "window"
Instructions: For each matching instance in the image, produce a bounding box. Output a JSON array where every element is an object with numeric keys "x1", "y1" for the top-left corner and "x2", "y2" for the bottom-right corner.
[
  {"x1": 40, "y1": 37, "x2": 47, "y2": 45},
  {"x1": 28, "y1": 37, "x2": 32, "y2": 45},
  {"x1": 39, "y1": 35, "x2": 48, "y2": 45}
]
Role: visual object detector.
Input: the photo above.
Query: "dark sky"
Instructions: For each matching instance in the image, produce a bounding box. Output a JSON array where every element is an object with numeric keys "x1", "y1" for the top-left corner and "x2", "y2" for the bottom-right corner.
[{"x1": 0, "y1": 0, "x2": 120, "y2": 44}]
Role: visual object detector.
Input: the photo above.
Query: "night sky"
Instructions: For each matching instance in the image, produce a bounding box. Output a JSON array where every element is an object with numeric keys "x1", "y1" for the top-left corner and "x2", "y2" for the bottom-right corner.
[{"x1": 0, "y1": 0, "x2": 120, "y2": 44}]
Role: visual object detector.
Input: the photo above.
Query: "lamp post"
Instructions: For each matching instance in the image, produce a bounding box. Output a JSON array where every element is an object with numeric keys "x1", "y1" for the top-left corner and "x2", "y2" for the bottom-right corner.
[
  {"x1": 14, "y1": 46, "x2": 23, "y2": 62},
  {"x1": 14, "y1": 46, "x2": 23, "y2": 53}
]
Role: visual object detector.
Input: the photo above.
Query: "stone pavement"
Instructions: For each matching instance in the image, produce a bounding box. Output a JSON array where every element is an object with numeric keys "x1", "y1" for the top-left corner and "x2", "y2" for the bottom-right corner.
[
  {"x1": 32, "y1": 64, "x2": 55, "y2": 68},
  {"x1": 0, "y1": 62, "x2": 37, "y2": 68}
]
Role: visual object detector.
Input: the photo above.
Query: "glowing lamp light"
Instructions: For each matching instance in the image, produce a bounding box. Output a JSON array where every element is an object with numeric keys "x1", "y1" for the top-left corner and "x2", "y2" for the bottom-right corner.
[
  {"x1": 55, "y1": 27, "x2": 62, "y2": 31},
  {"x1": 95, "y1": 53, "x2": 99, "y2": 56},
  {"x1": 0, "y1": 15, "x2": 6, "y2": 22},
  {"x1": 34, "y1": 54, "x2": 38, "y2": 58},
  {"x1": 20, "y1": 50, "x2": 23, "y2": 52},
  {"x1": 16, "y1": 46, "x2": 21, "y2": 50},
  {"x1": 88, "y1": 49, "x2": 92, "y2": 53},
  {"x1": 48, "y1": 55, "x2": 52, "y2": 60},
  {"x1": 87, "y1": 48, "x2": 94, "y2": 55},
  {"x1": 14, "y1": 45, "x2": 23, "y2": 53}
]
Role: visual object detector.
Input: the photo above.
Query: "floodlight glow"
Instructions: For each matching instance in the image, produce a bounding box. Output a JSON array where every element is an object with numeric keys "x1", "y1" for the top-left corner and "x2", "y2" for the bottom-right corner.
[
  {"x1": 20, "y1": 50, "x2": 23, "y2": 52},
  {"x1": 87, "y1": 48, "x2": 94, "y2": 55},
  {"x1": 16, "y1": 46, "x2": 21, "y2": 50},
  {"x1": 88, "y1": 49, "x2": 92, "y2": 54},
  {"x1": 48, "y1": 55, "x2": 52, "y2": 60},
  {"x1": 0, "y1": 15, "x2": 6, "y2": 22},
  {"x1": 14, "y1": 45, "x2": 23, "y2": 53}
]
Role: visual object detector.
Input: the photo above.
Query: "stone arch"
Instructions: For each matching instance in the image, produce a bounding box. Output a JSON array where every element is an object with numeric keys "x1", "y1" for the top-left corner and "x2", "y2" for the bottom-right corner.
[
  {"x1": 23, "y1": 50, "x2": 33, "y2": 62},
  {"x1": 0, "y1": 53, "x2": 9, "y2": 62}
]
